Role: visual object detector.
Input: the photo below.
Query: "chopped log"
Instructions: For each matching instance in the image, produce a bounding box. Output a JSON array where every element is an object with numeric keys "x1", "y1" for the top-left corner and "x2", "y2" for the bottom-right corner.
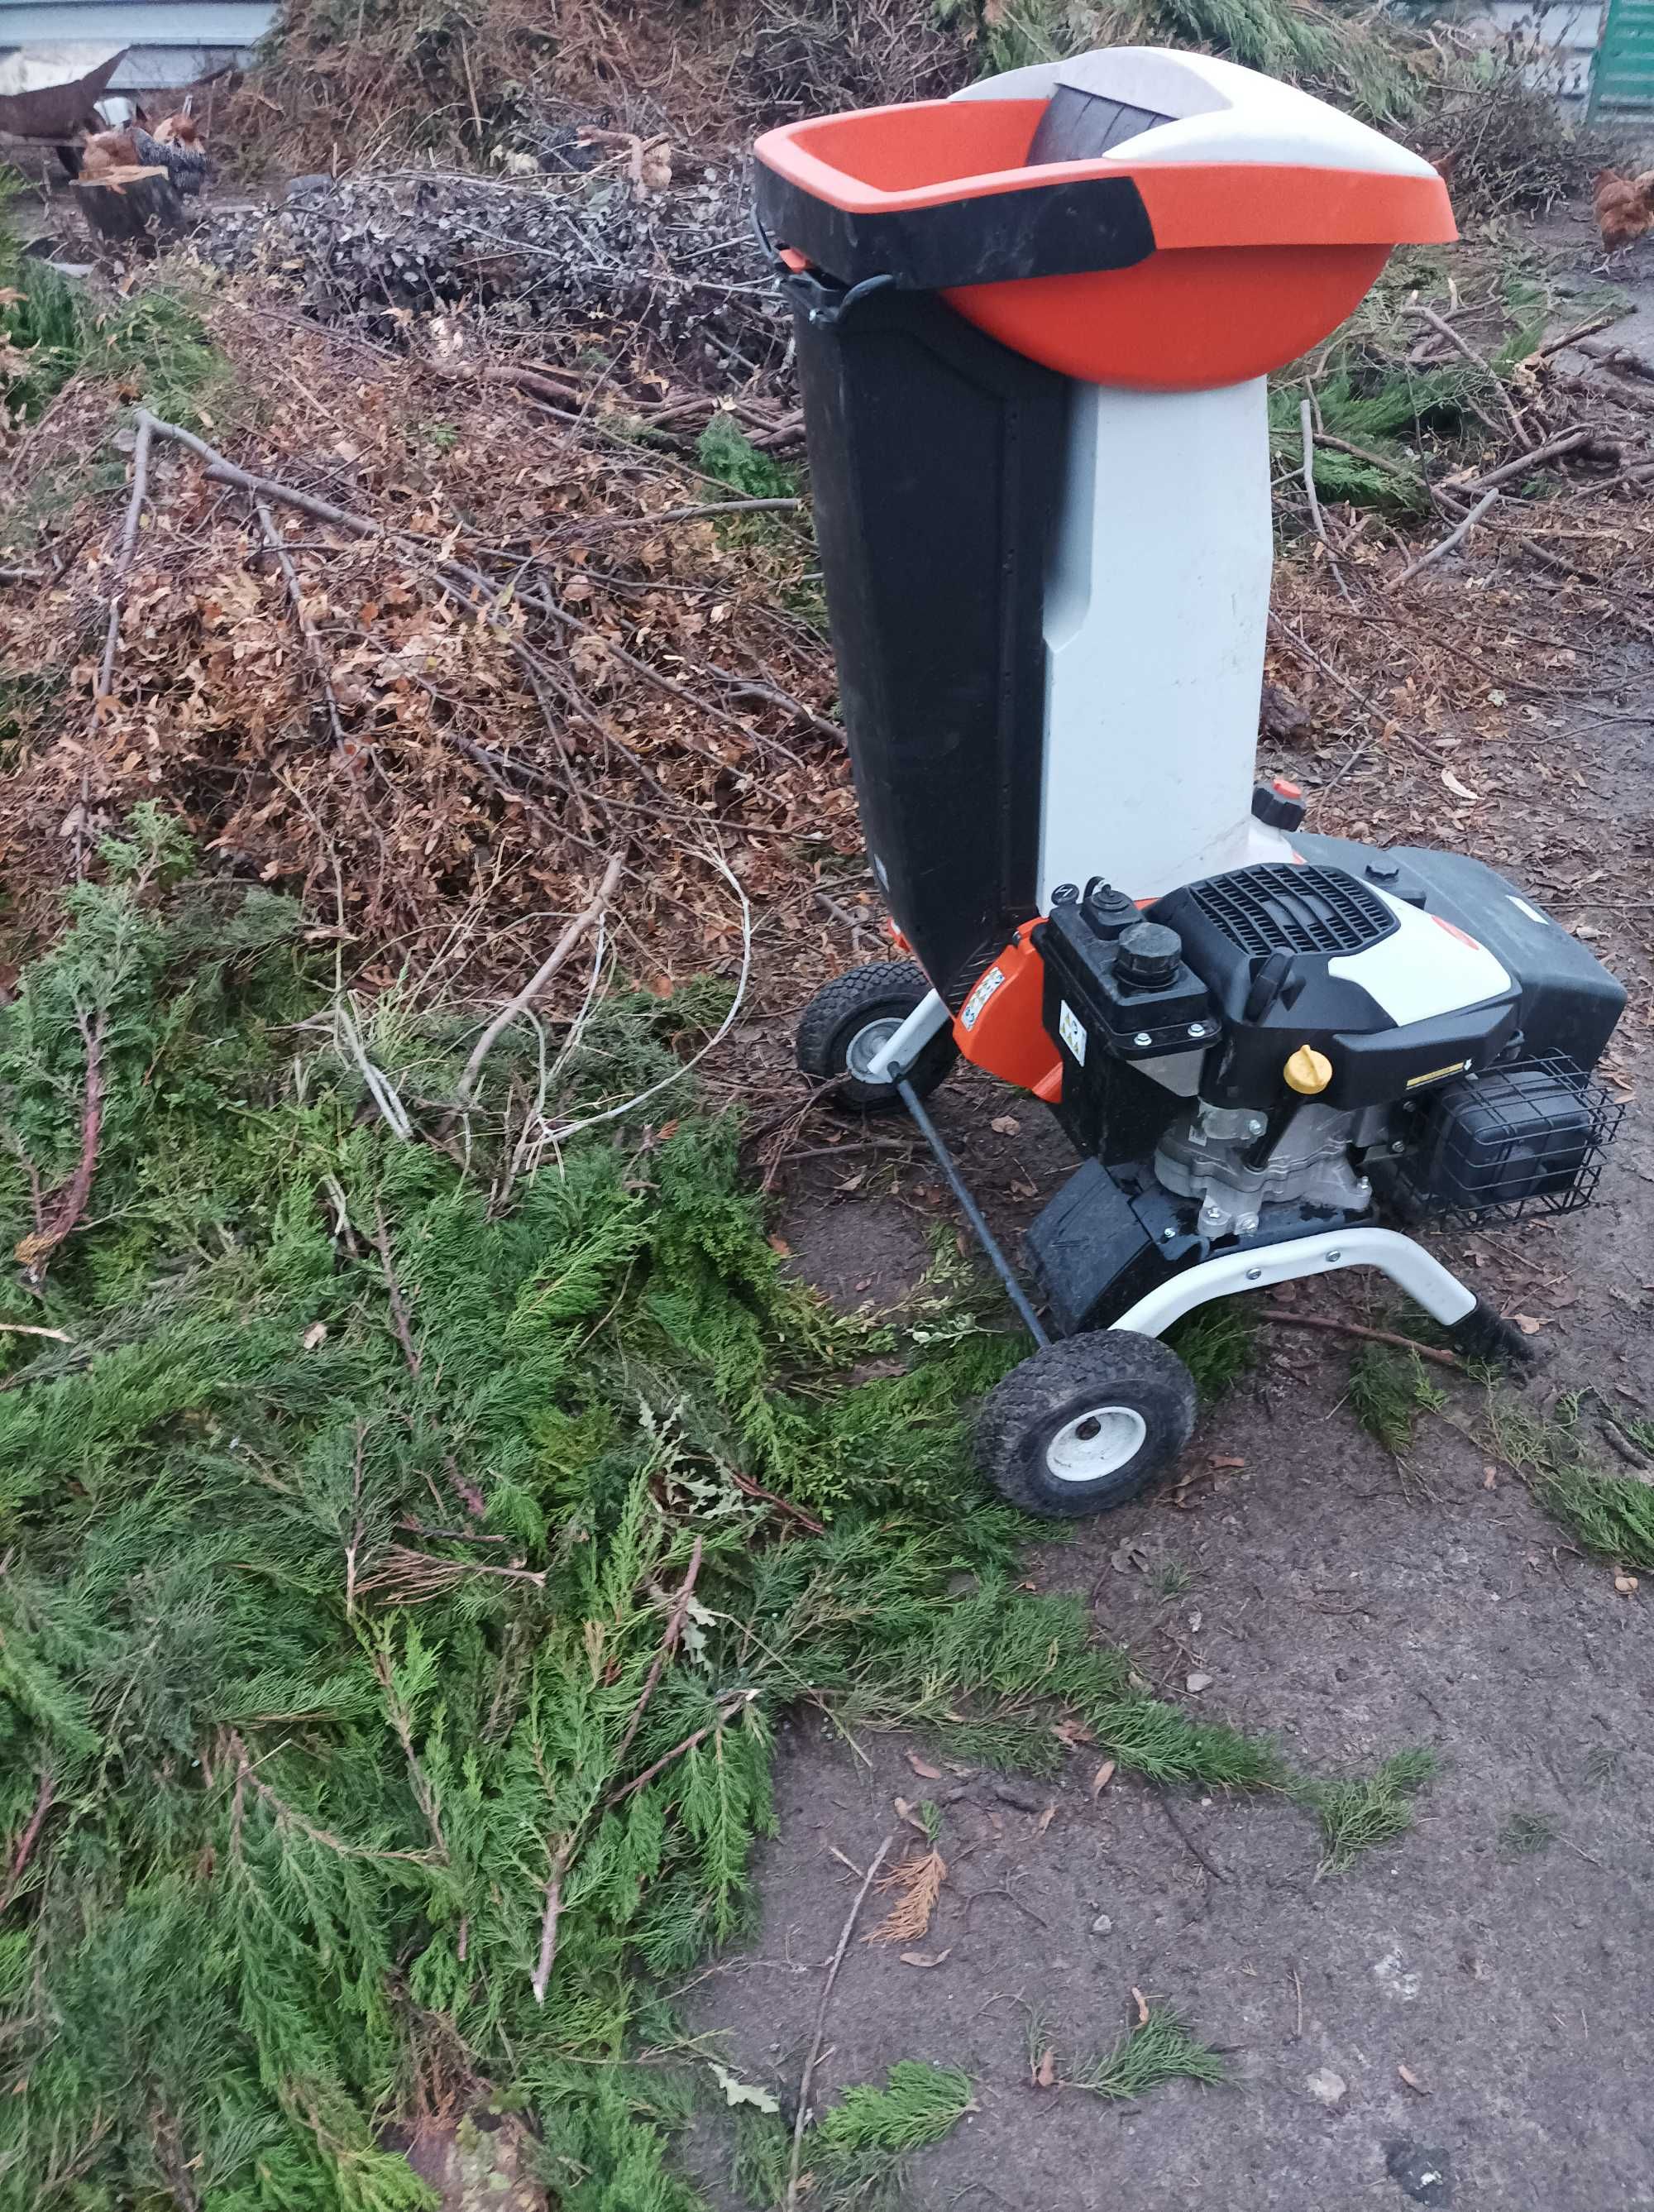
[{"x1": 74, "y1": 167, "x2": 186, "y2": 249}]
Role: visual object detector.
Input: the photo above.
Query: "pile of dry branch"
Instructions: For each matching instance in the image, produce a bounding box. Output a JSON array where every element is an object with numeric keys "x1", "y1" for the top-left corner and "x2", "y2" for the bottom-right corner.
[
  {"x1": 0, "y1": 295, "x2": 844, "y2": 1037},
  {"x1": 198, "y1": 149, "x2": 787, "y2": 381}
]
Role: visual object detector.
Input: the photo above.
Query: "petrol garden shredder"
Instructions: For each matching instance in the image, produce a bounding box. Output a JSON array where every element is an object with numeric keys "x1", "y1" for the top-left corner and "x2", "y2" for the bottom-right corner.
[{"x1": 753, "y1": 47, "x2": 1627, "y2": 1517}]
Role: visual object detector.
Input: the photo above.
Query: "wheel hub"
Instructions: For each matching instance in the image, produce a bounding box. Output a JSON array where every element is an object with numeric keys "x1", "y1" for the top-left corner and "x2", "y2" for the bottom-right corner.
[
  {"x1": 1045, "y1": 1403, "x2": 1148, "y2": 1482},
  {"x1": 844, "y1": 1015, "x2": 902, "y2": 1083}
]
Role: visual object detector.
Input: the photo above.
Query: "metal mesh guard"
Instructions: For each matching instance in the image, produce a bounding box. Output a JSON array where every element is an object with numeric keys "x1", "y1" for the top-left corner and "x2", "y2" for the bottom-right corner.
[
  {"x1": 1398, "y1": 1056, "x2": 1625, "y2": 1227},
  {"x1": 1188, "y1": 864, "x2": 1397, "y2": 958}
]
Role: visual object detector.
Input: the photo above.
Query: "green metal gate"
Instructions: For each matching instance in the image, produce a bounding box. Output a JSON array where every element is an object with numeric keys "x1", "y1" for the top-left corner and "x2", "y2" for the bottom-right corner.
[{"x1": 1590, "y1": 0, "x2": 1654, "y2": 120}]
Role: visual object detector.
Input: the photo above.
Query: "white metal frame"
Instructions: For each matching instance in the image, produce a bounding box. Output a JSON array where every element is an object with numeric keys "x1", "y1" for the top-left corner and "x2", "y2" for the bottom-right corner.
[{"x1": 1111, "y1": 1225, "x2": 1478, "y2": 1340}]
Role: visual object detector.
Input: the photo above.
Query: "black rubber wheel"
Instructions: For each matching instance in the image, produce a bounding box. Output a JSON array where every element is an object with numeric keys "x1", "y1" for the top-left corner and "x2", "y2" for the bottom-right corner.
[
  {"x1": 796, "y1": 961, "x2": 958, "y2": 1113},
  {"x1": 976, "y1": 1331, "x2": 1198, "y2": 1520}
]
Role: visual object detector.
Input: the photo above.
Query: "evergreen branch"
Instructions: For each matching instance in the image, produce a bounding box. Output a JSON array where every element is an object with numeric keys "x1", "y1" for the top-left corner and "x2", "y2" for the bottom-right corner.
[
  {"x1": 225, "y1": 1733, "x2": 437, "y2": 1867},
  {"x1": 370, "y1": 1644, "x2": 449, "y2": 1862}
]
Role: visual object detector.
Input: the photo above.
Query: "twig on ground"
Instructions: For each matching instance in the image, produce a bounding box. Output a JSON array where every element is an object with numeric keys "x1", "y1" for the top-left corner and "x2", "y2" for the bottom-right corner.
[
  {"x1": 1300, "y1": 396, "x2": 1352, "y2": 604},
  {"x1": 1154, "y1": 1790, "x2": 1231, "y2": 1883},
  {"x1": 0, "y1": 1323, "x2": 72, "y2": 1343},
  {"x1": 0, "y1": 1774, "x2": 55, "y2": 1916},
  {"x1": 609, "y1": 1537, "x2": 705, "y2": 1778},
  {"x1": 577, "y1": 497, "x2": 804, "y2": 529},
  {"x1": 1574, "y1": 338, "x2": 1654, "y2": 384},
  {"x1": 1267, "y1": 614, "x2": 1391, "y2": 731},
  {"x1": 785, "y1": 1831, "x2": 897, "y2": 2212},
  {"x1": 530, "y1": 1840, "x2": 571, "y2": 2006},
  {"x1": 93, "y1": 414, "x2": 154, "y2": 703},
  {"x1": 1260, "y1": 1308, "x2": 1463, "y2": 1367},
  {"x1": 603, "y1": 1690, "x2": 758, "y2": 1811},
  {"x1": 1390, "y1": 486, "x2": 1501, "y2": 587},
  {"x1": 453, "y1": 855, "x2": 624, "y2": 1108},
  {"x1": 1406, "y1": 304, "x2": 1533, "y2": 448},
  {"x1": 728, "y1": 1469, "x2": 828, "y2": 1535},
  {"x1": 534, "y1": 842, "x2": 752, "y2": 1147},
  {"x1": 253, "y1": 497, "x2": 349, "y2": 749},
  {"x1": 1537, "y1": 310, "x2": 1618, "y2": 358},
  {"x1": 370, "y1": 1201, "x2": 423, "y2": 1377},
  {"x1": 15, "y1": 1008, "x2": 107, "y2": 1281},
  {"x1": 1446, "y1": 424, "x2": 1607, "y2": 498}
]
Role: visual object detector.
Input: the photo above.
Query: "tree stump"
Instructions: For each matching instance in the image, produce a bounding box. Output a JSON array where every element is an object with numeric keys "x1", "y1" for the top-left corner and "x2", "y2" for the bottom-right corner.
[{"x1": 74, "y1": 168, "x2": 186, "y2": 251}]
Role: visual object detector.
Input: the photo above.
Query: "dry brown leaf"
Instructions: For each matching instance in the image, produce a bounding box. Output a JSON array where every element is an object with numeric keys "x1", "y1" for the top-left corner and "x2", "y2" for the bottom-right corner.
[
  {"x1": 899, "y1": 1948, "x2": 953, "y2": 1969},
  {"x1": 1053, "y1": 1716, "x2": 1094, "y2": 1748},
  {"x1": 868, "y1": 1846, "x2": 947, "y2": 1945},
  {"x1": 905, "y1": 1752, "x2": 944, "y2": 1781},
  {"x1": 1034, "y1": 2047, "x2": 1057, "y2": 2090},
  {"x1": 1131, "y1": 1986, "x2": 1150, "y2": 2027},
  {"x1": 1208, "y1": 1454, "x2": 1246, "y2": 1470},
  {"x1": 1091, "y1": 1760, "x2": 1117, "y2": 1799},
  {"x1": 1512, "y1": 1314, "x2": 1546, "y2": 1335},
  {"x1": 1613, "y1": 1573, "x2": 1639, "y2": 1596},
  {"x1": 1441, "y1": 767, "x2": 1480, "y2": 802},
  {"x1": 892, "y1": 1796, "x2": 930, "y2": 1833},
  {"x1": 301, "y1": 1320, "x2": 328, "y2": 1351},
  {"x1": 990, "y1": 1113, "x2": 1021, "y2": 1135},
  {"x1": 1035, "y1": 1803, "x2": 1058, "y2": 1838},
  {"x1": 1398, "y1": 2064, "x2": 1430, "y2": 2095}
]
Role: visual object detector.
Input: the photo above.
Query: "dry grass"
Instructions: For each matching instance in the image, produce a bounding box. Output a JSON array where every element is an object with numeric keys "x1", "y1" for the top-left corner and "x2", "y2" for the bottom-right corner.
[{"x1": 867, "y1": 1845, "x2": 948, "y2": 1944}]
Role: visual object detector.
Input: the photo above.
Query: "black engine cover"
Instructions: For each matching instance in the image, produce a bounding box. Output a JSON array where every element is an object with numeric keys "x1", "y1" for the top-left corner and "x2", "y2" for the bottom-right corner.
[{"x1": 1150, "y1": 861, "x2": 1523, "y2": 1111}]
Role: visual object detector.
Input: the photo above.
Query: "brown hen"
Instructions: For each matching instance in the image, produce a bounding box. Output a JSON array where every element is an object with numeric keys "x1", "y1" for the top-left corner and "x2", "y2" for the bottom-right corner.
[{"x1": 1594, "y1": 169, "x2": 1654, "y2": 253}]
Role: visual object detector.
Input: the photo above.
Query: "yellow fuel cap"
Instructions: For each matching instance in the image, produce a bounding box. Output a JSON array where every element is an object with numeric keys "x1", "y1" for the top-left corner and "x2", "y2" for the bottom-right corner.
[{"x1": 1284, "y1": 1046, "x2": 1333, "y2": 1095}]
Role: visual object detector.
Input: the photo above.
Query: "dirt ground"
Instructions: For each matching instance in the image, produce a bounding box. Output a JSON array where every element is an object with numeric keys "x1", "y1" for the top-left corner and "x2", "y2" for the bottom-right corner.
[{"x1": 683, "y1": 221, "x2": 1654, "y2": 2212}]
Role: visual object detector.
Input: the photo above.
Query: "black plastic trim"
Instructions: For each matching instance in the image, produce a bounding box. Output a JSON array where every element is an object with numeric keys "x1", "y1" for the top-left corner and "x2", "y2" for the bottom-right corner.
[
  {"x1": 753, "y1": 159, "x2": 1154, "y2": 292},
  {"x1": 787, "y1": 280, "x2": 1064, "y2": 1004}
]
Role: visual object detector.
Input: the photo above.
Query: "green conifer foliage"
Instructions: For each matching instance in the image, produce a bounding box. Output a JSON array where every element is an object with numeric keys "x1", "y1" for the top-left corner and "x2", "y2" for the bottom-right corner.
[{"x1": 0, "y1": 816, "x2": 1287, "y2": 2208}]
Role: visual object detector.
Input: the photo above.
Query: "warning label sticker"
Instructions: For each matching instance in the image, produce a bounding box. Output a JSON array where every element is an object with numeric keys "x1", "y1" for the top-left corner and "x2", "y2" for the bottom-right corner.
[
  {"x1": 958, "y1": 966, "x2": 1005, "y2": 1032},
  {"x1": 1058, "y1": 999, "x2": 1088, "y2": 1065}
]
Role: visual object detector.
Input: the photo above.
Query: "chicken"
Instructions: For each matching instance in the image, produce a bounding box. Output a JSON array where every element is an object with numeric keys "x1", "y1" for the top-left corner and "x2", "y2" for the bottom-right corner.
[
  {"x1": 1594, "y1": 168, "x2": 1654, "y2": 255},
  {"x1": 151, "y1": 111, "x2": 210, "y2": 196},
  {"x1": 79, "y1": 111, "x2": 209, "y2": 197}
]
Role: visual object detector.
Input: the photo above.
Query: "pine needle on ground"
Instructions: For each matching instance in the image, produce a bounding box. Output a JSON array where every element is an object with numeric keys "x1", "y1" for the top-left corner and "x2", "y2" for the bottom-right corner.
[
  {"x1": 1071, "y1": 2004, "x2": 1229, "y2": 2101},
  {"x1": 1298, "y1": 1747, "x2": 1438, "y2": 1875},
  {"x1": 866, "y1": 1845, "x2": 947, "y2": 1945}
]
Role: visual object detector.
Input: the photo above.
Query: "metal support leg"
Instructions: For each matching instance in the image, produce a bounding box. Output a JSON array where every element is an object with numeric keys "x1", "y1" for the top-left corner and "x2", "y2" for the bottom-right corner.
[
  {"x1": 864, "y1": 989, "x2": 950, "y2": 1083},
  {"x1": 1109, "y1": 1225, "x2": 1479, "y2": 1340},
  {"x1": 896, "y1": 1078, "x2": 1051, "y2": 1348}
]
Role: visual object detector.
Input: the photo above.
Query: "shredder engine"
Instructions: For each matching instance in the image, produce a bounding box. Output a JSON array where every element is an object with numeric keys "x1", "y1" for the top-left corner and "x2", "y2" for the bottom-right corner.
[{"x1": 755, "y1": 47, "x2": 1628, "y2": 1516}]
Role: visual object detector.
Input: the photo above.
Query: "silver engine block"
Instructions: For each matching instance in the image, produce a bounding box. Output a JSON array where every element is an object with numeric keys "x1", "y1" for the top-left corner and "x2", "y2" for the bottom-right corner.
[{"x1": 1154, "y1": 1099, "x2": 1375, "y2": 1240}]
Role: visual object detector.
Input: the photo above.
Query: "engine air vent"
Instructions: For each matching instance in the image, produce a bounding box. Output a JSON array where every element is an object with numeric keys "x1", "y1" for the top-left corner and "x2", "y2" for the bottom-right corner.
[{"x1": 1187, "y1": 864, "x2": 1397, "y2": 959}]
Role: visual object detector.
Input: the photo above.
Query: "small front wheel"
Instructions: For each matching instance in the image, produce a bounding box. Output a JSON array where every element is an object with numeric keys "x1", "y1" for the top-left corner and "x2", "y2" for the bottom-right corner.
[
  {"x1": 795, "y1": 961, "x2": 957, "y2": 1113},
  {"x1": 976, "y1": 1331, "x2": 1197, "y2": 1520}
]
